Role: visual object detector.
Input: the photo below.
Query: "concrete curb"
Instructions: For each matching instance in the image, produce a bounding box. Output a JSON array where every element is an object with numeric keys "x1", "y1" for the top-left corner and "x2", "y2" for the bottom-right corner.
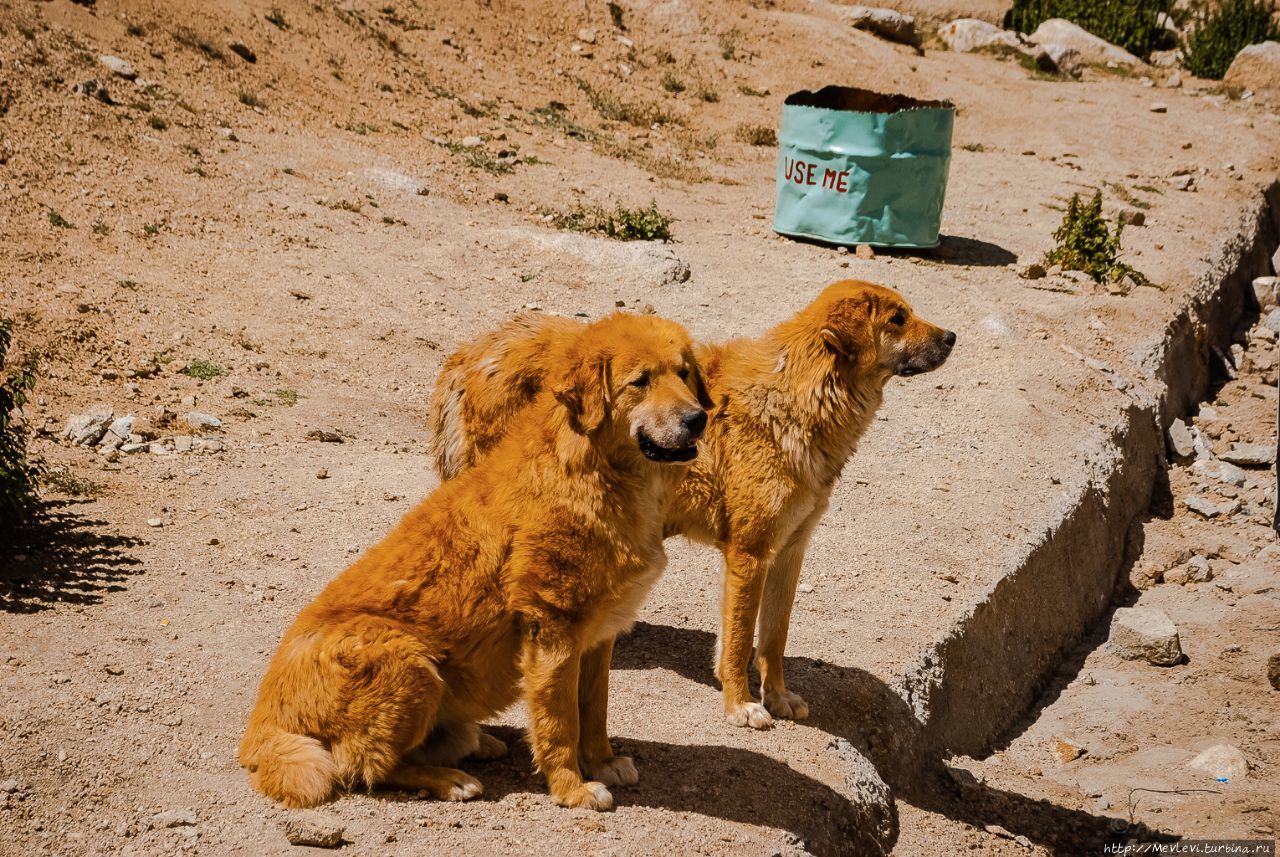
[{"x1": 894, "y1": 180, "x2": 1280, "y2": 761}]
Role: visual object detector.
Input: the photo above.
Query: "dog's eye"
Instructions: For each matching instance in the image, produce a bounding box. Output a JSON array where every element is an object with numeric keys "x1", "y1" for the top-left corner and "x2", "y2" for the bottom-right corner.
[
  {"x1": 890, "y1": 311, "x2": 907, "y2": 326},
  {"x1": 677, "y1": 368, "x2": 689, "y2": 380},
  {"x1": 630, "y1": 373, "x2": 650, "y2": 388}
]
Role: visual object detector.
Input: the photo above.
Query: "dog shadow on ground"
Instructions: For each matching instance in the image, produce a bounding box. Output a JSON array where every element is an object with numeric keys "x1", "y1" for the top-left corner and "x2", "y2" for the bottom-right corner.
[
  {"x1": 0, "y1": 500, "x2": 144, "y2": 613},
  {"x1": 611, "y1": 621, "x2": 1171, "y2": 854}
]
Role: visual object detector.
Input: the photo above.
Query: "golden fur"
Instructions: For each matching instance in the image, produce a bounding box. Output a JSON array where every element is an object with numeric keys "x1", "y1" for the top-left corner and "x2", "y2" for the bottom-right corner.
[
  {"x1": 240, "y1": 313, "x2": 710, "y2": 811},
  {"x1": 427, "y1": 281, "x2": 954, "y2": 729}
]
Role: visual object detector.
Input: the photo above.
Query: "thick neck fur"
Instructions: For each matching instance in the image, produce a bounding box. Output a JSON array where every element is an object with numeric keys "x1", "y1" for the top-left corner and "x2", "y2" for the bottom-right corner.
[{"x1": 727, "y1": 316, "x2": 888, "y2": 483}]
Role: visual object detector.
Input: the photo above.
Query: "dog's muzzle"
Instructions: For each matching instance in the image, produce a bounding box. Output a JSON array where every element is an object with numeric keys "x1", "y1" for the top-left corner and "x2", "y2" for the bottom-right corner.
[{"x1": 897, "y1": 331, "x2": 956, "y2": 377}]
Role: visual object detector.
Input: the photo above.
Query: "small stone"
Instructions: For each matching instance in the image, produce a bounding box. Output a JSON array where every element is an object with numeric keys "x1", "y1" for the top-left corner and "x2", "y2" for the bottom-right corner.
[
  {"x1": 1020, "y1": 262, "x2": 1046, "y2": 280},
  {"x1": 1166, "y1": 419, "x2": 1194, "y2": 458},
  {"x1": 1187, "y1": 744, "x2": 1248, "y2": 781},
  {"x1": 1166, "y1": 71, "x2": 1182, "y2": 88},
  {"x1": 162, "y1": 714, "x2": 183, "y2": 727},
  {"x1": 1052, "y1": 737, "x2": 1085, "y2": 763},
  {"x1": 461, "y1": 135, "x2": 483, "y2": 147},
  {"x1": 147, "y1": 518, "x2": 163, "y2": 528},
  {"x1": 1115, "y1": 207, "x2": 1145, "y2": 227},
  {"x1": 0, "y1": 779, "x2": 18, "y2": 793},
  {"x1": 174, "y1": 436, "x2": 193, "y2": 453},
  {"x1": 1149, "y1": 103, "x2": 1168, "y2": 113},
  {"x1": 282, "y1": 812, "x2": 345, "y2": 848},
  {"x1": 1267, "y1": 653, "x2": 1280, "y2": 690},
  {"x1": 100, "y1": 55, "x2": 138, "y2": 80},
  {"x1": 1185, "y1": 495, "x2": 1223, "y2": 518},
  {"x1": 841, "y1": 5, "x2": 920, "y2": 48},
  {"x1": 855, "y1": 244, "x2": 875, "y2": 260},
  {"x1": 797, "y1": 583, "x2": 814, "y2": 594},
  {"x1": 1168, "y1": 174, "x2": 1194, "y2": 191},
  {"x1": 576, "y1": 28, "x2": 597, "y2": 45},
  {"x1": 1166, "y1": 554, "x2": 1213, "y2": 585},
  {"x1": 1220, "y1": 443, "x2": 1275, "y2": 467},
  {"x1": 105, "y1": 664, "x2": 124, "y2": 675},
  {"x1": 1252, "y1": 276, "x2": 1279, "y2": 310},
  {"x1": 1109, "y1": 606, "x2": 1182, "y2": 666},
  {"x1": 183, "y1": 411, "x2": 222, "y2": 431},
  {"x1": 1263, "y1": 308, "x2": 1280, "y2": 335},
  {"x1": 937, "y1": 18, "x2": 1020, "y2": 53},
  {"x1": 63, "y1": 404, "x2": 115, "y2": 446},
  {"x1": 152, "y1": 809, "x2": 196, "y2": 829},
  {"x1": 306, "y1": 429, "x2": 344, "y2": 443},
  {"x1": 316, "y1": 468, "x2": 329, "y2": 480}
]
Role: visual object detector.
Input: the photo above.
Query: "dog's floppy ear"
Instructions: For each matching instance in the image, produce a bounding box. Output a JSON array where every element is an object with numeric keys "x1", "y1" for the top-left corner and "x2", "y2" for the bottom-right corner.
[
  {"x1": 821, "y1": 297, "x2": 875, "y2": 361},
  {"x1": 554, "y1": 352, "x2": 611, "y2": 435},
  {"x1": 691, "y1": 363, "x2": 715, "y2": 411}
]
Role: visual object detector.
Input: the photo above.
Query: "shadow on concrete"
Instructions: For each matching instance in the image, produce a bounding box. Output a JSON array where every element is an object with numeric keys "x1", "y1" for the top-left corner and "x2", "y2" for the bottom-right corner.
[
  {"x1": 0, "y1": 500, "x2": 144, "y2": 613},
  {"x1": 613, "y1": 621, "x2": 1173, "y2": 853}
]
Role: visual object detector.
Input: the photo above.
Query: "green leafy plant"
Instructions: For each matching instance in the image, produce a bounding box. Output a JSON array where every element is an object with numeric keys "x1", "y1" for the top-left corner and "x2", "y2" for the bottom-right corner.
[
  {"x1": 181, "y1": 359, "x2": 228, "y2": 380},
  {"x1": 48, "y1": 209, "x2": 74, "y2": 229},
  {"x1": 661, "y1": 72, "x2": 686, "y2": 94},
  {"x1": 579, "y1": 81, "x2": 678, "y2": 127},
  {"x1": 0, "y1": 319, "x2": 43, "y2": 529},
  {"x1": 545, "y1": 201, "x2": 673, "y2": 242},
  {"x1": 1183, "y1": 0, "x2": 1280, "y2": 80},
  {"x1": 266, "y1": 8, "x2": 289, "y2": 30},
  {"x1": 1004, "y1": 0, "x2": 1175, "y2": 58},
  {"x1": 1044, "y1": 191, "x2": 1149, "y2": 287}
]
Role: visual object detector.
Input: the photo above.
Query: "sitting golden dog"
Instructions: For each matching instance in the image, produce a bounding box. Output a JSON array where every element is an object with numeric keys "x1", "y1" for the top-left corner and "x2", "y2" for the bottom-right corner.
[
  {"x1": 428, "y1": 280, "x2": 954, "y2": 730},
  {"x1": 239, "y1": 313, "x2": 711, "y2": 811}
]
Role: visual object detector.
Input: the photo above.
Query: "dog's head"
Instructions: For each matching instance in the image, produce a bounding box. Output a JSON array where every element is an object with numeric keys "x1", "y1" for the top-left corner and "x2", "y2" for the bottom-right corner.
[
  {"x1": 553, "y1": 313, "x2": 712, "y2": 464},
  {"x1": 812, "y1": 280, "x2": 955, "y2": 379}
]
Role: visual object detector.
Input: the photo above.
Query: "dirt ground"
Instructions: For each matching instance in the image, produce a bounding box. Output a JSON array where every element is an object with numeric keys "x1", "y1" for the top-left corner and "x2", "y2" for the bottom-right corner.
[{"x1": 2, "y1": 1, "x2": 1278, "y2": 855}]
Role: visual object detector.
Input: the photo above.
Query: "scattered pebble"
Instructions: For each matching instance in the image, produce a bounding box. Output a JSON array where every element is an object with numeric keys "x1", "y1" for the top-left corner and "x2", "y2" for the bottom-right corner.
[
  {"x1": 282, "y1": 812, "x2": 345, "y2": 848},
  {"x1": 99, "y1": 55, "x2": 138, "y2": 81},
  {"x1": 151, "y1": 809, "x2": 196, "y2": 829},
  {"x1": 147, "y1": 518, "x2": 163, "y2": 528},
  {"x1": 1187, "y1": 744, "x2": 1248, "y2": 781}
]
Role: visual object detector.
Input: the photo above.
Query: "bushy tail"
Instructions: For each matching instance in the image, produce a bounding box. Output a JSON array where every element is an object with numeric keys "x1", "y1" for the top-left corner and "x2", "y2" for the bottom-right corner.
[{"x1": 240, "y1": 724, "x2": 339, "y2": 808}]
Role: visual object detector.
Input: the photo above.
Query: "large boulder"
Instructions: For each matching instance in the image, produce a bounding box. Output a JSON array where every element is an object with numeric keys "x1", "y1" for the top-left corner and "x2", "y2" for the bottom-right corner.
[
  {"x1": 1028, "y1": 18, "x2": 1142, "y2": 67},
  {"x1": 939, "y1": 18, "x2": 1021, "y2": 52},
  {"x1": 1224, "y1": 41, "x2": 1280, "y2": 91},
  {"x1": 839, "y1": 5, "x2": 921, "y2": 48}
]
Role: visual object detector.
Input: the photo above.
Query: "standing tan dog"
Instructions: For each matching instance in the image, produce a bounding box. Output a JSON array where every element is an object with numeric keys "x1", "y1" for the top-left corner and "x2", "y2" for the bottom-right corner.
[
  {"x1": 240, "y1": 313, "x2": 711, "y2": 811},
  {"x1": 428, "y1": 281, "x2": 954, "y2": 730}
]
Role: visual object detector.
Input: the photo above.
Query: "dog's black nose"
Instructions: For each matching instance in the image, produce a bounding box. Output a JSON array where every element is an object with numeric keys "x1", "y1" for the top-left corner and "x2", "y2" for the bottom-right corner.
[
  {"x1": 943, "y1": 330, "x2": 957, "y2": 347},
  {"x1": 683, "y1": 410, "x2": 708, "y2": 438}
]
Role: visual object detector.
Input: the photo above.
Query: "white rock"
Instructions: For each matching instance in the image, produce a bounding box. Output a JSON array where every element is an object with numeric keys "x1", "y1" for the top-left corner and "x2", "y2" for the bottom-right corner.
[
  {"x1": 1262, "y1": 307, "x2": 1280, "y2": 335},
  {"x1": 1028, "y1": 19, "x2": 1142, "y2": 67},
  {"x1": 1187, "y1": 744, "x2": 1248, "y2": 781},
  {"x1": 1223, "y1": 41, "x2": 1280, "y2": 91},
  {"x1": 62, "y1": 405, "x2": 114, "y2": 446},
  {"x1": 183, "y1": 411, "x2": 222, "y2": 430},
  {"x1": 1109, "y1": 607, "x2": 1182, "y2": 666},
  {"x1": 1166, "y1": 418, "x2": 1194, "y2": 458},
  {"x1": 146, "y1": 518, "x2": 163, "y2": 528},
  {"x1": 1253, "y1": 276, "x2": 1278, "y2": 310},
  {"x1": 1191, "y1": 459, "x2": 1247, "y2": 487},
  {"x1": 364, "y1": 167, "x2": 426, "y2": 196},
  {"x1": 839, "y1": 5, "x2": 920, "y2": 48},
  {"x1": 461, "y1": 135, "x2": 483, "y2": 148},
  {"x1": 1186, "y1": 495, "x2": 1228, "y2": 518},
  {"x1": 1168, "y1": 174, "x2": 1194, "y2": 191},
  {"x1": 938, "y1": 19, "x2": 1019, "y2": 53},
  {"x1": 100, "y1": 55, "x2": 138, "y2": 81},
  {"x1": 1220, "y1": 443, "x2": 1275, "y2": 467},
  {"x1": 1165, "y1": 554, "x2": 1212, "y2": 585},
  {"x1": 576, "y1": 28, "x2": 597, "y2": 45},
  {"x1": 106, "y1": 415, "x2": 134, "y2": 440}
]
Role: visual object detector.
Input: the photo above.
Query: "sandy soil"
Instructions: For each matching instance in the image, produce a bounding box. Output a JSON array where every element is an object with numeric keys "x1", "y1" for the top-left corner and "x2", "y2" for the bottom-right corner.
[{"x1": 1, "y1": 1, "x2": 1278, "y2": 854}]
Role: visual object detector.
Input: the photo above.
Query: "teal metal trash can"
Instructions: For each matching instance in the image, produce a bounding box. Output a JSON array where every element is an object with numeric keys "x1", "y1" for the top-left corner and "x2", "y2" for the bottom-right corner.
[{"x1": 773, "y1": 86, "x2": 955, "y2": 248}]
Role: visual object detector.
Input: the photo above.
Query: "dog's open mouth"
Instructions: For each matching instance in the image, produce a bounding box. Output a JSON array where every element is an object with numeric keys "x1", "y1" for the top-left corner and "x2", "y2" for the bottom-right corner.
[{"x1": 638, "y1": 432, "x2": 698, "y2": 463}]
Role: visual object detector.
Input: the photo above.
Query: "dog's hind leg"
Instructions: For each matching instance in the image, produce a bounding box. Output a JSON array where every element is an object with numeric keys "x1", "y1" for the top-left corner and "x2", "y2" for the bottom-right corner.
[
  {"x1": 577, "y1": 637, "x2": 638, "y2": 787},
  {"x1": 756, "y1": 506, "x2": 825, "y2": 721},
  {"x1": 409, "y1": 721, "x2": 507, "y2": 767},
  {"x1": 382, "y1": 762, "x2": 484, "y2": 801}
]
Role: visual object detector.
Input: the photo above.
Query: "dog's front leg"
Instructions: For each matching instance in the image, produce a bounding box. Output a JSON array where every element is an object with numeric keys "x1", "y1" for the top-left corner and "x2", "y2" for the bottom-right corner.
[
  {"x1": 756, "y1": 508, "x2": 824, "y2": 721},
  {"x1": 578, "y1": 637, "x2": 639, "y2": 787},
  {"x1": 718, "y1": 546, "x2": 773, "y2": 729},
  {"x1": 524, "y1": 630, "x2": 614, "y2": 811}
]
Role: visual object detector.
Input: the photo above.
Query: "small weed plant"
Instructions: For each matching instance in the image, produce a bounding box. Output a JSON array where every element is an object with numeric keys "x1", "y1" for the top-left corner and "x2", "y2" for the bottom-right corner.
[
  {"x1": 1044, "y1": 191, "x2": 1149, "y2": 287},
  {"x1": 735, "y1": 124, "x2": 777, "y2": 146},
  {"x1": 181, "y1": 359, "x2": 228, "y2": 380},
  {"x1": 546, "y1": 201, "x2": 673, "y2": 242}
]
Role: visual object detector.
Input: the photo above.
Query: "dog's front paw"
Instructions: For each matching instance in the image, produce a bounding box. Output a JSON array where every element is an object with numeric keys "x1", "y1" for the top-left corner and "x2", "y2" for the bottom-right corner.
[
  {"x1": 471, "y1": 732, "x2": 509, "y2": 760},
  {"x1": 583, "y1": 755, "x2": 638, "y2": 787},
  {"x1": 556, "y1": 781, "x2": 614, "y2": 811},
  {"x1": 763, "y1": 688, "x2": 809, "y2": 721},
  {"x1": 433, "y1": 769, "x2": 484, "y2": 801},
  {"x1": 725, "y1": 701, "x2": 774, "y2": 729}
]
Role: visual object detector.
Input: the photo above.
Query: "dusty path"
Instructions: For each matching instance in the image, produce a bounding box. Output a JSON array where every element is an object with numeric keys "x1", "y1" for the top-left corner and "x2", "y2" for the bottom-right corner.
[{"x1": 2, "y1": 1, "x2": 1278, "y2": 854}]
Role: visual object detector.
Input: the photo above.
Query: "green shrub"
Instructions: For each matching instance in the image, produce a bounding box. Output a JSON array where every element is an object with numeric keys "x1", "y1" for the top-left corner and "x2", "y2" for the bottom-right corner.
[
  {"x1": 735, "y1": 124, "x2": 777, "y2": 146},
  {"x1": 546, "y1": 201, "x2": 673, "y2": 242},
  {"x1": 1004, "y1": 0, "x2": 1175, "y2": 58},
  {"x1": 1044, "y1": 191, "x2": 1148, "y2": 287},
  {"x1": 1184, "y1": 0, "x2": 1280, "y2": 80},
  {"x1": 0, "y1": 320, "x2": 43, "y2": 529},
  {"x1": 181, "y1": 359, "x2": 228, "y2": 380}
]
